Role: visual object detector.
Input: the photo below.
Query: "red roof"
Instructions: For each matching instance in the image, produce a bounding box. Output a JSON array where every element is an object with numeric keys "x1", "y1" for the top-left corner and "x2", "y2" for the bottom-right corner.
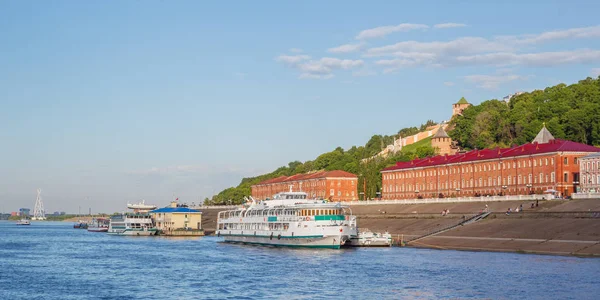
[
  {"x1": 382, "y1": 139, "x2": 600, "y2": 172},
  {"x1": 254, "y1": 170, "x2": 357, "y2": 186}
]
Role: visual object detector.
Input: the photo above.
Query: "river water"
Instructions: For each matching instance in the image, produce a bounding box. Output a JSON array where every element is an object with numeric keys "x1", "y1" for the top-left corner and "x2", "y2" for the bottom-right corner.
[{"x1": 0, "y1": 221, "x2": 598, "y2": 299}]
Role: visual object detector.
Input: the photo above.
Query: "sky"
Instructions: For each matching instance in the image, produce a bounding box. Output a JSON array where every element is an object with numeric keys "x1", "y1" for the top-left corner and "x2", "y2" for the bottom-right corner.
[{"x1": 2, "y1": 1, "x2": 600, "y2": 213}]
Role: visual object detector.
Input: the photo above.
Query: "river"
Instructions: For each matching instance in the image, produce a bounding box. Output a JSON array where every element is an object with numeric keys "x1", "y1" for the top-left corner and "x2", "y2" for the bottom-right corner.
[{"x1": 0, "y1": 221, "x2": 598, "y2": 299}]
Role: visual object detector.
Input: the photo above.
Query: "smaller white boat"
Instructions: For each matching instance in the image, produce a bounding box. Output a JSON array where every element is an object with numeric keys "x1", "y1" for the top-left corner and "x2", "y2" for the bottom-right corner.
[
  {"x1": 16, "y1": 218, "x2": 31, "y2": 225},
  {"x1": 88, "y1": 218, "x2": 109, "y2": 232},
  {"x1": 127, "y1": 200, "x2": 157, "y2": 212},
  {"x1": 349, "y1": 229, "x2": 392, "y2": 247}
]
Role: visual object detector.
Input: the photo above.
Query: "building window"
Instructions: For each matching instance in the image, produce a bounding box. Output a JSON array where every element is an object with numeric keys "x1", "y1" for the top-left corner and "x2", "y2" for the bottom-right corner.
[
  {"x1": 564, "y1": 173, "x2": 568, "y2": 183},
  {"x1": 534, "y1": 160, "x2": 537, "y2": 167},
  {"x1": 551, "y1": 172, "x2": 555, "y2": 183},
  {"x1": 330, "y1": 189, "x2": 334, "y2": 196},
  {"x1": 574, "y1": 157, "x2": 578, "y2": 164},
  {"x1": 540, "y1": 173, "x2": 544, "y2": 183},
  {"x1": 338, "y1": 191, "x2": 341, "y2": 196},
  {"x1": 545, "y1": 158, "x2": 548, "y2": 166},
  {"x1": 528, "y1": 174, "x2": 532, "y2": 184},
  {"x1": 564, "y1": 158, "x2": 568, "y2": 165}
]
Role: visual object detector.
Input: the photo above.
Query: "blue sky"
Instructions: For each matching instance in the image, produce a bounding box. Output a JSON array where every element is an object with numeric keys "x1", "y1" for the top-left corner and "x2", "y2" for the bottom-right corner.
[{"x1": 2, "y1": 1, "x2": 600, "y2": 213}]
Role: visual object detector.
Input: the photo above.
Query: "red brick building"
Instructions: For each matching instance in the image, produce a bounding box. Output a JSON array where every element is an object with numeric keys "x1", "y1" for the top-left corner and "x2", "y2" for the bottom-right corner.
[
  {"x1": 252, "y1": 170, "x2": 358, "y2": 201},
  {"x1": 382, "y1": 126, "x2": 600, "y2": 199}
]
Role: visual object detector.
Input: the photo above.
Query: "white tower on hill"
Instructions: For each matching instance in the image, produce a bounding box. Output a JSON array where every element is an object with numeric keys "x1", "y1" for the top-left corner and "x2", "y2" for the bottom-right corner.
[{"x1": 32, "y1": 188, "x2": 46, "y2": 220}]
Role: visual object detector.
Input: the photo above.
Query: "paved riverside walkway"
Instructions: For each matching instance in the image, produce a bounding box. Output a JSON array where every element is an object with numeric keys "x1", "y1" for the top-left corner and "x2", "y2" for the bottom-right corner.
[{"x1": 422, "y1": 235, "x2": 600, "y2": 244}]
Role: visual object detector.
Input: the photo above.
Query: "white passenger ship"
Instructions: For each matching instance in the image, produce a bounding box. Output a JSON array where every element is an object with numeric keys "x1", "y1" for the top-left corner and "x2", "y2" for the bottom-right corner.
[
  {"x1": 107, "y1": 213, "x2": 159, "y2": 236},
  {"x1": 108, "y1": 201, "x2": 159, "y2": 236},
  {"x1": 216, "y1": 191, "x2": 358, "y2": 249}
]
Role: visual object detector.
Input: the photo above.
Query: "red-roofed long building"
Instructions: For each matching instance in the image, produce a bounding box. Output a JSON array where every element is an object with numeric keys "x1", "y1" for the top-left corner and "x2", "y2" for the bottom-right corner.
[
  {"x1": 251, "y1": 170, "x2": 358, "y2": 201},
  {"x1": 381, "y1": 126, "x2": 600, "y2": 199}
]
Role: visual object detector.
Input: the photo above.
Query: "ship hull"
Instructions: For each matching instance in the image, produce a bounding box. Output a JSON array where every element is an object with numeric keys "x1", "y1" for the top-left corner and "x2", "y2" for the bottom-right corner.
[
  {"x1": 107, "y1": 229, "x2": 159, "y2": 236},
  {"x1": 87, "y1": 227, "x2": 109, "y2": 232},
  {"x1": 220, "y1": 233, "x2": 346, "y2": 249},
  {"x1": 348, "y1": 237, "x2": 392, "y2": 247}
]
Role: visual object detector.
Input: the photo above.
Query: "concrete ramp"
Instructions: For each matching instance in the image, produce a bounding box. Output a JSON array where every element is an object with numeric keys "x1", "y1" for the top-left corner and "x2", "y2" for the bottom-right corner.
[{"x1": 404, "y1": 212, "x2": 491, "y2": 245}]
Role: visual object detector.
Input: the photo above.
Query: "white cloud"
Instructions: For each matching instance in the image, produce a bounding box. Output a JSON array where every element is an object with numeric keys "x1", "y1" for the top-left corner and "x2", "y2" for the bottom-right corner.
[
  {"x1": 275, "y1": 54, "x2": 311, "y2": 65},
  {"x1": 592, "y1": 68, "x2": 600, "y2": 77},
  {"x1": 504, "y1": 25, "x2": 600, "y2": 45},
  {"x1": 444, "y1": 81, "x2": 455, "y2": 86},
  {"x1": 455, "y1": 49, "x2": 600, "y2": 67},
  {"x1": 328, "y1": 43, "x2": 364, "y2": 53},
  {"x1": 365, "y1": 37, "x2": 509, "y2": 57},
  {"x1": 356, "y1": 23, "x2": 428, "y2": 40},
  {"x1": 278, "y1": 25, "x2": 600, "y2": 79},
  {"x1": 464, "y1": 74, "x2": 531, "y2": 90},
  {"x1": 277, "y1": 56, "x2": 364, "y2": 79},
  {"x1": 434, "y1": 23, "x2": 467, "y2": 29},
  {"x1": 289, "y1": 48, "x2": 303, "y2": 53},
  {"x1": 299, "y1": 73, "x2": 334, "y2": 80},
  {"x1": 374, "y1": 52, "x2": 439, "y2": 72}
]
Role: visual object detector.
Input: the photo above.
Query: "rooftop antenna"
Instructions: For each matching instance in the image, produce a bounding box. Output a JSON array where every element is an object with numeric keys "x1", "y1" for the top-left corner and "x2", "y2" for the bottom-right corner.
[{"x1": 32, "y1": 188, "x2": 46, "y2": 220}]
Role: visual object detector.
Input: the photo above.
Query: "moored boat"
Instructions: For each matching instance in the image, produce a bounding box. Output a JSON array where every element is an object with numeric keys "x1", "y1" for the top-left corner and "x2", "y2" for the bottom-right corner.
[
  {"x1": 127, "y1": 200, "x2": 157, "y2": 212},
  {"x1": 16, "y1": 218, "x2": 31, "y2": 225},
  {"x1": 87, "y1": 218, "x2": 110, "y2": 232},
  {"x1": 74, "y1": 221, "x2": 88, "y2": 229},
  {"x1": 107, "y1": 213, "x2": 159, "y2": 236},
  {"x1": 348, "y1": 229, "x2": 392, "y2": 247},
  {"x1": 216, "y1": 191, "x2": 358, "y2": 249}
]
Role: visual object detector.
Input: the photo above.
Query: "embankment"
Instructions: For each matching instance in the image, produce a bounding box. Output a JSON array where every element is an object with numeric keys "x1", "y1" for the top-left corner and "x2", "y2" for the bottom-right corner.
[{"x1": 200, "y1": 199, "x2": 600, "y2": 256}]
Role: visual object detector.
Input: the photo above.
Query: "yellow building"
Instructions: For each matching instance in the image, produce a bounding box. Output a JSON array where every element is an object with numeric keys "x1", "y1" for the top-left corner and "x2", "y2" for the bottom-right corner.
[{"x1": 150, "y1": 202, "x2": 202, "y2": 233}]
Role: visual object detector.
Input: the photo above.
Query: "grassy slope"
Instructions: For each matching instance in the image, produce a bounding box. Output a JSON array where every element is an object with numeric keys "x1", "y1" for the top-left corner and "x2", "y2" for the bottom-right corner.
[{"x1": 401, "y1": 136, "x2": 432, "y2": 153}]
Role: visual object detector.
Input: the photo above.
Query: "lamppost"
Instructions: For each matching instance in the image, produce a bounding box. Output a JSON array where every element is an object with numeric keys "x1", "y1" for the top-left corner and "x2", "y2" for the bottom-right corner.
[
  {"x1": 526, "y1": 183, "x2": 532, "y2": 195},
  {"x1": 456, "y1": 188, "x2": 461, "y2": 198},
  {"x1": 502, "y1": 185, "x2": 507, "y2": 196},
  {"x1": 500, "y1": 160, "x2": 504, "y2": 196},
  {"x1": 415, "y1": 190, "x2": 420, "y2": 199},
  {"x1": 359, "y1": 173, "x2": 367, "y2": 200}
]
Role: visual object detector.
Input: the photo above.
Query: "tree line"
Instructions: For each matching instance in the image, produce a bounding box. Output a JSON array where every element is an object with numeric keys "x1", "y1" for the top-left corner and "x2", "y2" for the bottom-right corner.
[{"x1": 207, "y1": 76, "x2": 600, "y2": 205}]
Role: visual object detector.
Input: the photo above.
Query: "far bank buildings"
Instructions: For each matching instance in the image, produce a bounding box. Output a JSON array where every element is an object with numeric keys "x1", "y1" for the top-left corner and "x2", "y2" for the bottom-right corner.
[
  {"x1": 253, "y1": 98, "x2": 600, "y2": 201},
  {"x1": 382, "y1": 122, "x2": 600, "y2": 199}
]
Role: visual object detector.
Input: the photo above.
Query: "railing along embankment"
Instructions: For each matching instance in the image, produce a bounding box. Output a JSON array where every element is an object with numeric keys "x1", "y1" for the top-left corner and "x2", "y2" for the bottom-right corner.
[{"x1": 342, "y1": 195, "x2": 548, "y2": 206}]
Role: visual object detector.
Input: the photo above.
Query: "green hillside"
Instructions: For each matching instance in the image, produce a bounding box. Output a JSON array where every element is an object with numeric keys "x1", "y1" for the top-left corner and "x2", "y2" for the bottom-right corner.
[
  {"x1": 450, "y1": 77, "x2": 600, "y2": 149},
  {"x1": 207, "y1": 76, "x2": 600, "y2": 205}
]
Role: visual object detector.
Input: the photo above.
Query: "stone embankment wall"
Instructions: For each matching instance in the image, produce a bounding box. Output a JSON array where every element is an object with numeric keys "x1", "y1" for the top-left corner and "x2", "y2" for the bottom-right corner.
[{"x1": 201, "y1": 199, "x2": 600, "y2": 256}]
